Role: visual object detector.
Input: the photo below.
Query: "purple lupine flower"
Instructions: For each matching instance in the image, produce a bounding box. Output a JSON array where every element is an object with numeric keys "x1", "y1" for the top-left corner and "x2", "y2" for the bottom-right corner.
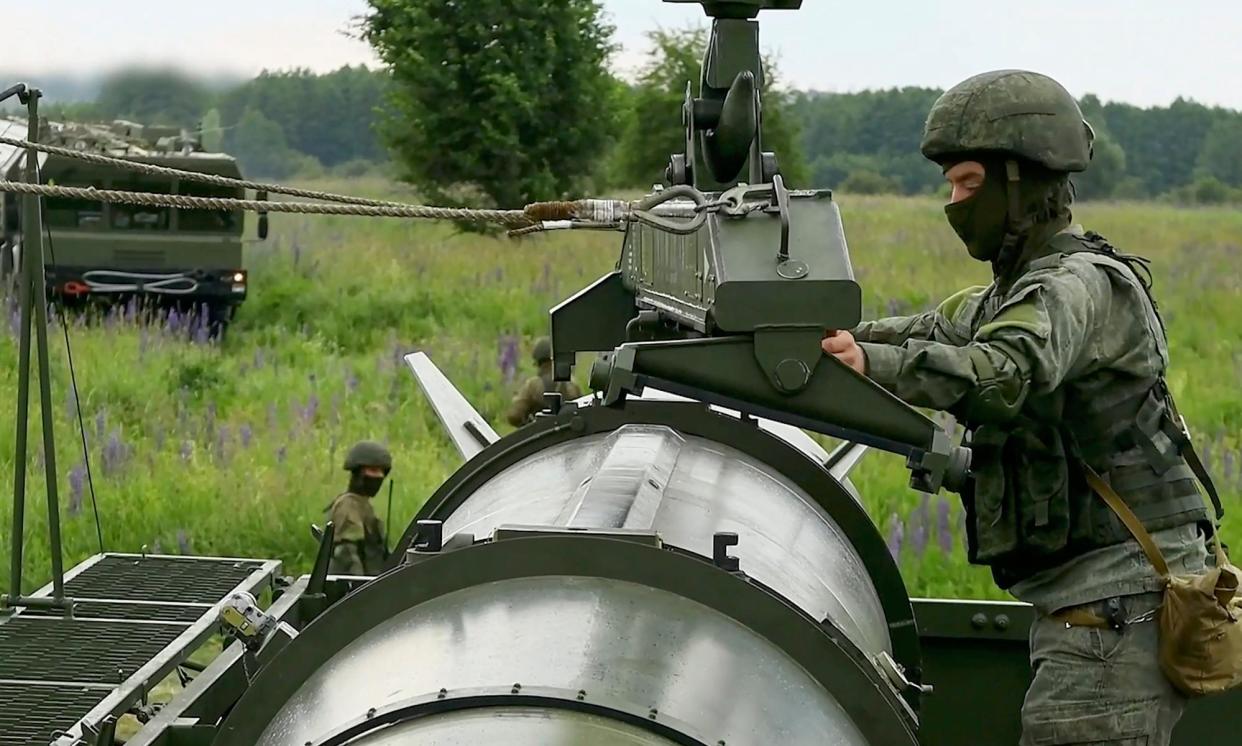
[
  {"x1": 102, "y1": 430, "x2": 129, "y2": 475},
  {"x1": 125, "y1": 296, "x2": 138, "y2": 323},
  {"x1": 886, "y1": 512, "x2": 905, "y2": 561},
  {"x1": 67, "y1": 464, "x2": 85, "y2": 517},
  {"x1": 937, "y1": 497, "x2": 954, "y2": 555},
  {"x1": 959, "y1": 508, "x2": 969, "y2": 552},
  {"x1": 166, "y1": 307, "x2": 182, "y2": 333},
  {"x1": 303, "y1": 394, "x2": 319, "y2": 424},
  {"x1": 345, "y1": 370, "x2": 359, "y2": 393},
  {"x1": 176, "y1": 529, "x2": 191, "y2": 555},
  {"x1": 909, "y1": 508, "x2": 929, "y2": 558},
  {"x1": 276, "y1": 445, "x2": 287, "y2": 463},
  {"x1": 497, "y1": 335, "x2": 519, "y2": 383},
  {"x1": 193, "y1": 317, "x2": 210, "y2": 345},
  {"x1": 240, "y1": 423, "x2": 253, "y2": 448},
  {"x1": 180, "y1": 440, "x2": 193, "y2": 462},
  {"x1": 215, "y1": 425, "x2": 229, "y2": 462}
]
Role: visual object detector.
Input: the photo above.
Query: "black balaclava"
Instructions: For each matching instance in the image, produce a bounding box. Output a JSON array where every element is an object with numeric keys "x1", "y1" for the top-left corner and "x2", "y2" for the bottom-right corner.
[
  {"x1": 944, "y1": 157, "x2": 1074, "y2": 291},
  {"x1": 349, "y1": 471, "x2": 385, "y2": 498}
]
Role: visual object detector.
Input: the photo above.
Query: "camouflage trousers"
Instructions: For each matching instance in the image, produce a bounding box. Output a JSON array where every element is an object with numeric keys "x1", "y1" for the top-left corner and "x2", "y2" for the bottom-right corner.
[{"x1": 1020, "y1": 592, "x2": 1186, "y2": 745}]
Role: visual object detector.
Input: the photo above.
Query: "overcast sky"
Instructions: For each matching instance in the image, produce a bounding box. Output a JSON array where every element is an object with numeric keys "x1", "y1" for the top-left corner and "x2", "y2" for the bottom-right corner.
[{"x1": 7, "y1": 1, "x2": 1241, "y2": 109}]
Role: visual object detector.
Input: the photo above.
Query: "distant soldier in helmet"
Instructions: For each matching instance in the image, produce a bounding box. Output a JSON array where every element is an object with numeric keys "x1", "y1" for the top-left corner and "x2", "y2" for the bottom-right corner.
[
  {"x1": 325, "y1": 440, "x2": 393, "y2": 575},
  {"x1": 822, "y1": 70, "x2": 1220, "y2": 745},
  {"x1": 505, "y1": 336, "x2": 582, "y2": 427}
]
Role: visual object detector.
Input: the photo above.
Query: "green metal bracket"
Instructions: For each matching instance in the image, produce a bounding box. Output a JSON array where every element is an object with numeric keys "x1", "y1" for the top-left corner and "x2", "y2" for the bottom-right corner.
[
  {"x1": 592, "y1": 336, "x2": 970, "y2": 493},
  {"x1": 663, "y1": 0, "x2": 804, "y2": 189},
  {"x1": 549, "y1": 271, "x2": 636, "y2": 382},
  {"x1": 300, "y1": 521, "x2": 335, "y2": 622}
]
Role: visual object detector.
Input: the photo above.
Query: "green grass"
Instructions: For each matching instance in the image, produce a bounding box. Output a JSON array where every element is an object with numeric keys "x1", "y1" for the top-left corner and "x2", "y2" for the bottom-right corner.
[{"x1": 1, "y1": 181, "x2": 1240, "y2": 603}]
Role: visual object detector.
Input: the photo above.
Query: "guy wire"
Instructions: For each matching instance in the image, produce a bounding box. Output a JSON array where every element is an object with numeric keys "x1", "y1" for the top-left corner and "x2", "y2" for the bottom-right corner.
[{"x1": 34, "y1": 161, "x2": 105, "y2": 554}]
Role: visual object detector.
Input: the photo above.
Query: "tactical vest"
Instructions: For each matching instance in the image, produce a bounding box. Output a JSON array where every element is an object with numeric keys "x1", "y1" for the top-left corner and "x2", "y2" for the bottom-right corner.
[
  {"x1": 959, "y1": 230, "x2": 1220, "y2": 588},
  {"x1": 326, "y1": 492, "x2": 388, "y2": 575}
]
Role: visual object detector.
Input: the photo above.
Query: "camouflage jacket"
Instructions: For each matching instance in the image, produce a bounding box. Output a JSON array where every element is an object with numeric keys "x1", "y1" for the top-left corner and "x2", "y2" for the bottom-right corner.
[
  {"x1": 854, "y1": 226, "x2": 1207, "y2": 584},
  {"x1": 505, "y1": 372, "x2": 582, "y2": 427},
  {"x1": 855, "y1": 227, "x2": 1160, "y2": 428},
  {"x1": 325, "y1": 491, "x2": 386, "y2": 576}
]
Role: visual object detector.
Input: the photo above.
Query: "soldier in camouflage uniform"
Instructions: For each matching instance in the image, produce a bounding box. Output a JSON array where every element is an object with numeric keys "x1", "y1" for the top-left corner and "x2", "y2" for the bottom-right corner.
[
  {"x1": 505, "y1": 336, "x2": 582, "y2": 427},
  {"x1": 325, "y1": 440, "x2": 392, "y2": 575},
  {"x1": 823, "y1": 70, "x2": 1221, "y2": 745}
]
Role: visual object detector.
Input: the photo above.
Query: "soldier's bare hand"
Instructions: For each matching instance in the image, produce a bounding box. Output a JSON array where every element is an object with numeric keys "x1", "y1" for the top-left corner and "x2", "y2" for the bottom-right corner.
[{"x1": 821, "y1": 330, "x2": 866, "y2": 374}]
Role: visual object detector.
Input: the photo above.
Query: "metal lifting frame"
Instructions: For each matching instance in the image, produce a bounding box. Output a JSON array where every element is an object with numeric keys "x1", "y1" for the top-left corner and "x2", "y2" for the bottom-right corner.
[{"x1": 0, "y1": 83, "x2": 71, "y2": 612}]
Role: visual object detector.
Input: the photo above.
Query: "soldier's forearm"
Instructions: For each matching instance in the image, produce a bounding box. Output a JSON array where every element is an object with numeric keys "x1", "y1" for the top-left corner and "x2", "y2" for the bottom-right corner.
[
  {"x1": 860, "y1": 338, "x2": 1032, "y2": 424},
  {"x1": 851, "y1": 311, "x2": 937, "y2": 346}
]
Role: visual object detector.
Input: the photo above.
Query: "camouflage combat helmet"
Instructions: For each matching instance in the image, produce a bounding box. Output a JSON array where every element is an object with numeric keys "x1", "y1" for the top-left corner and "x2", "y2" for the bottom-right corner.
[
  {"x1": 920, "y1": 69, "x2": 1095, "y2": 172},
  {"x1": 343, "y1": 440, "x2": 392, "y2": 473},
  {"x1": 532, "y1": 336, "x2": 553, "y2": 365}
]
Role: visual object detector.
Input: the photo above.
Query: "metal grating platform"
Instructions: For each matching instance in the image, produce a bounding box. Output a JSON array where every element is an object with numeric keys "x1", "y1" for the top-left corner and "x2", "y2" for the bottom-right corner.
[
  {"x1": 0, "y1": 553, "x2": 278, "y2": 746},
  {"x1": 63, "y1": 555, "x2": 267, "y2": 603},
  {"x1": 0, "y1": 617, "x2": 186, "y2": 683},
  {"x1": 0, "y1": 684, "x2": 105, "y2": 746},
  {"x1": 24, "y1": 600, "x2": 210, "y2": 623}
]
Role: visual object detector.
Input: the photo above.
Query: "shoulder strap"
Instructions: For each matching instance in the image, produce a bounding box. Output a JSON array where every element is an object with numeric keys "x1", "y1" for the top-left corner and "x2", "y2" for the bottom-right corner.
[
  {"x1": 1083, "y1": 463, "x2": 1170, "y2": 578},
  {"x1": 1156, "y1": 379, "x2": 1225, "y2": 522}
]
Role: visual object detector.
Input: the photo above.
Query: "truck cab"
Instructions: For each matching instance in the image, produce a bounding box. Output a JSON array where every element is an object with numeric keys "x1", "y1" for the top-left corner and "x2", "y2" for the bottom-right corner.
[{"x1": 0, "y1": 116, "x2": 262, "y2": 334}]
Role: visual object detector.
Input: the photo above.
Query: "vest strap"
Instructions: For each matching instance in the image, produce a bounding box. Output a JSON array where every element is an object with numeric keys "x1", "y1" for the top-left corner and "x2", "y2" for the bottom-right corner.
[{"x1": 1084, "y1": 464, "x2": 1170, "y2": 578}]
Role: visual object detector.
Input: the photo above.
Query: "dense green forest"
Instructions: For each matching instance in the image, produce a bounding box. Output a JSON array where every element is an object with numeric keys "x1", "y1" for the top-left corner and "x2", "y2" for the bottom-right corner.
[{"x1": 9, "y1": 32, "x2": 1242, "y2": 204}]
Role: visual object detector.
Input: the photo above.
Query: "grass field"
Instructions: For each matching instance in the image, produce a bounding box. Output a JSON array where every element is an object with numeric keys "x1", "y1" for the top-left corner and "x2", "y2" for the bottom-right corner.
[{"x1": 2, "y1": 179, "x2": 1240, "y2": 602}]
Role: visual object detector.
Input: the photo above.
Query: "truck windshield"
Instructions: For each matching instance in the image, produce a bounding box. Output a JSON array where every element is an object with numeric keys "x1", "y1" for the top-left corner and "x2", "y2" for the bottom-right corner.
[
  {"x1": 111, "y1": 176, "x2": 172, "y2": 231},
  {"x1": 46, "y1": 179, "x2": 106, "y2": 230},
  {"x1": 176, "y1": 181, "x2": 241, "y2": 233}
]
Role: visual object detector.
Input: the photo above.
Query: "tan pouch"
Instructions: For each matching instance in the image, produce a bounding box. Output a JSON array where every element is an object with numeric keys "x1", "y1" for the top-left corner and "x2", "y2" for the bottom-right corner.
[{"x1": 1085, "y1": 466, "x2": 1242, "y2": 697}]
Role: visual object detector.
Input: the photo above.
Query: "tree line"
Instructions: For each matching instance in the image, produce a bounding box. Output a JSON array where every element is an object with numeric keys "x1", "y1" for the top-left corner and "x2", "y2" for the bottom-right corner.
[{"x1": 23, "y1": 0, "x2": 1242, "y2": 207}]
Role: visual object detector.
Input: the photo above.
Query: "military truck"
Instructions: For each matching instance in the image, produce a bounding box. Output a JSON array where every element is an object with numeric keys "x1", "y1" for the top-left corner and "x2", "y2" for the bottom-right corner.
[{"x1": 0, "y1": 116, "x2": 265, "y2": 332}]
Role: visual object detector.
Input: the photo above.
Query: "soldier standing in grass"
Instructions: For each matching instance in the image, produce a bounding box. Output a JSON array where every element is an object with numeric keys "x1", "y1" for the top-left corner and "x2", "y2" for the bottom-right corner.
[
  {"x1": 822, "y1": 69, "x2": 1222, "y2": 745},
  {"x1": 505, "y1": 336, "x2": 582, "y2": 427},
  {"x1": 325, "y1": 440, "x2": 392, "y2": 575}
]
